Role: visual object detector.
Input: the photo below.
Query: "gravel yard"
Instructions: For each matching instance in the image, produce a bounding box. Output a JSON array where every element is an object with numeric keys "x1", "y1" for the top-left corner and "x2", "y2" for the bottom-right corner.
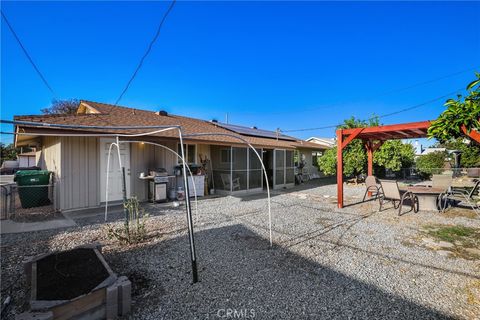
[{"x1": 1, "y1": 179, "x2": 479, "y2": 319}]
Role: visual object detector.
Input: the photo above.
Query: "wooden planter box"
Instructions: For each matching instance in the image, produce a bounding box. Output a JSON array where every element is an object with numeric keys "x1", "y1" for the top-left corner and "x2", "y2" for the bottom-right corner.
[{"x1": 20, "y1": 244, "x2": 131, "y2": 320}]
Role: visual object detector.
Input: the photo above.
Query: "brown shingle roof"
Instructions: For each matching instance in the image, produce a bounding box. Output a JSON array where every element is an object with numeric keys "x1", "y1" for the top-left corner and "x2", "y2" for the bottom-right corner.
[{"x1": 14, "y1": 100, "x2": 326, "y2": 150}]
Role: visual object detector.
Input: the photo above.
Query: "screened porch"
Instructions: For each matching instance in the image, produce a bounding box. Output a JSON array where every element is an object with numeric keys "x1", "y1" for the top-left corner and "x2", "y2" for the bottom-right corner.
[{"x1": 210, "y1": 146, "x2": 295, "y2": 194}]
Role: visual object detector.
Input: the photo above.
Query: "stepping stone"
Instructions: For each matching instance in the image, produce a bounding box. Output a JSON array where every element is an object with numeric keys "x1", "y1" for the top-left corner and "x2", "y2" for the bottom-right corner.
[
  {"x1": 465, "y1": 248, "x2": 480, "y2": 256},
  {"x1": 437, "y1": 241, "x2": 454, "y2": 248},
  {"x1": 436, "y1": 250, "x2": 451, "y2": 256}
]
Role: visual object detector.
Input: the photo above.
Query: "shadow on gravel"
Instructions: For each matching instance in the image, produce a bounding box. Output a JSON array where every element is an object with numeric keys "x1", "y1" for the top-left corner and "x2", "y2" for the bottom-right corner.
[{"x1": 104, "y1": 224, "x2": 453, "y2": 319}]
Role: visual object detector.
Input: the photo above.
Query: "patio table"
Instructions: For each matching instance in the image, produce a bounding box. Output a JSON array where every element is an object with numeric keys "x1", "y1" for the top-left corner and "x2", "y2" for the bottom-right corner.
[{"x1": 405, "y1": 186, "x2": 444, "y2": 211}]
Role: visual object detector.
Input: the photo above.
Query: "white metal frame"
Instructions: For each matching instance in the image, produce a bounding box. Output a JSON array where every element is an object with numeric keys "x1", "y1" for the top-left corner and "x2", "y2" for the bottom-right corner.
[
  {"x1": 273, "y1": 148, "x2": 295, "y2": 190},
  {"x1": 214, "y1": 146, "x2": 263, "y2": 195},
  {"x1": 4, "y1": 122, "x2": 274, "y2": 248}
]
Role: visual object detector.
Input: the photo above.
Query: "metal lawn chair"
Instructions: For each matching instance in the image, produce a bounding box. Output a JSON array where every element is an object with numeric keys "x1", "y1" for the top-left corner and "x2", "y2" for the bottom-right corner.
[
  {"x1": 362, "y1": 176, "x2": 383, "y2": 202},
  {"x1": 379, "y1": 179, "x2": 419, "y2": 215},
  {"x1": 438, "y1": 179, "x2": 480, "y2": 216},
  {"x1": 432, "y1": 174, "x2": 453, "y2": 191},
  {"x1": 220, "y1": 173, "x2": 241, "y2": 191}
]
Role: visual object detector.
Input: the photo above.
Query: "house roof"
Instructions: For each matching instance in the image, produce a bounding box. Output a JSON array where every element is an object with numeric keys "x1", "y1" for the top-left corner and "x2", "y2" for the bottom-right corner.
[
  {"x1": 14, "y1": 100, "x2": 325, "y2": 150},
  {"x1": 213, "y1": 122, "x2": 297, "y2": 141},
  {"x1": 306, "y1": 137, "x2": 336, "y2": 148}
]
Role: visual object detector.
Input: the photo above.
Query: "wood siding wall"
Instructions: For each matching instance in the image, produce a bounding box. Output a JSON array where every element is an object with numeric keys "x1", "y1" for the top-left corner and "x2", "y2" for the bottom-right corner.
[{"x1": 37, "y1": 136, "x2": 62, "y2": 209}]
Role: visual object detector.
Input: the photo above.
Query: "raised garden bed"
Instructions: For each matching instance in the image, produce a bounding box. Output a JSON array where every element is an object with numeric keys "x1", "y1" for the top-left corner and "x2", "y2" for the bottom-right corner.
[{"x1": 20, "y1": 244, "x2": 131, "y2": 320}]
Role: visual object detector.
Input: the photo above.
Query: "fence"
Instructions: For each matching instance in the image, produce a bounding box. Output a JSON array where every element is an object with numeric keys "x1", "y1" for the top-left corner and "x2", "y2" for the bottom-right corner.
[
  {"x1": 398, "y1": 167, "x2": 480, "y2": 180},
  {"x1": 0, "y1": 183, "x2": 56, "y2": 221}
]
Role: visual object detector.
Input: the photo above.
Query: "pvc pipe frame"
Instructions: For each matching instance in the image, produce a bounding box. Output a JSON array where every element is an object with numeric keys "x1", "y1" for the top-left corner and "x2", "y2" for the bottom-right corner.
[
  {"x1": 3, "y1": 128, "x2": 274, "y2": 246},
  {"x1": 183, "y1": 132, "x2": 272, "y2": 247},
  {"x1": 104, "y1": 140, "x2": 199, "y2": 222},
  {"x1": 9, "y1": 124, "x2": 200, "y2": 284}
]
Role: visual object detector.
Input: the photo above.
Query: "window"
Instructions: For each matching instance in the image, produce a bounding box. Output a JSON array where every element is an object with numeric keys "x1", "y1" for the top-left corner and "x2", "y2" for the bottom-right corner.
[
  {"x1": 220, "y1": 148, "x2": 231, "y2": 164},
  {"x1": 177, "y1": 144, "x2": 197, "y2": 164}
]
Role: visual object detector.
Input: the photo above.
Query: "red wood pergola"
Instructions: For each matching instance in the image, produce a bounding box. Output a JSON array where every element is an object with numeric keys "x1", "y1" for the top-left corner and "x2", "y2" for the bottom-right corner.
[{"x1": 336, "y1": 120, "x2": 480, "y2": 208}]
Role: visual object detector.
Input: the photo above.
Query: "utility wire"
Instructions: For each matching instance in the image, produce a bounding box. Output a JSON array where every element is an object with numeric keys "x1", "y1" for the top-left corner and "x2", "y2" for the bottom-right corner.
[
  {"x1": 281, "y1": 88, "x2": 465, "y2": 133},
  {"x1": 114, "y1": 0, "x2": 176, "y2": 106},
  {"x1": 1, "y1": 10, "x2": 56, "y2": 97},
  {"x1": 226, "y1": 66, "x2": 477, "y2": 117}
]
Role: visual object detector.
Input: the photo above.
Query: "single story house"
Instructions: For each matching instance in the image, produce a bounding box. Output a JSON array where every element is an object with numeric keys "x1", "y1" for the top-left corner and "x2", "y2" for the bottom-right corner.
[
  {"x1": 306, "y1": 137, "x2": 335, "y2": 149},
  {"x1": 13, "y1": 101, "x2": 328, "y2": 212}
]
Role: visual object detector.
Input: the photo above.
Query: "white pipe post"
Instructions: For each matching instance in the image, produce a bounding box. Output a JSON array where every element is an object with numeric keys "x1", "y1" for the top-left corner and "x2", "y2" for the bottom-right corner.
[
  {"x1": 104, "y1": 142, "x2": 117, "y2": 222},
  {"x1": 179, "y1": 130, "x2": 198, "y2": 283},
  {"x1": 116, "y1": 136, "x2": 129, "y2": 227},
  {"x1": 117, "y1": 139, "x2": 199, "y2": 221},
  {"x1": 183, "y1": 133, "x2": 273, "y2": 247}
]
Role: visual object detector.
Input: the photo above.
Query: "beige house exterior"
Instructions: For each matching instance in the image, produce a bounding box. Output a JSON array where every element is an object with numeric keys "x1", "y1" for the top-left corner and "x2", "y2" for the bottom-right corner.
[{"x1": 15, "y1": 101, "x2": 328, "y2": 212}]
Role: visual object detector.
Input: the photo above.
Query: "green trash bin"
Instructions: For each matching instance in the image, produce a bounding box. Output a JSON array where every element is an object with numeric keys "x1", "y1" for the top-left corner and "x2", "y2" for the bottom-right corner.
[{"x1": 14, "y1": 170, "x2": 52, "y2": 208}]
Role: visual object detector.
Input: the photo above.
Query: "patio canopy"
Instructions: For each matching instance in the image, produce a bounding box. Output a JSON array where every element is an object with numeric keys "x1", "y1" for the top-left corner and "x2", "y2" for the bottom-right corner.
[{"x1": 336, "y1": 120, "x2": 480, "y2": 208}]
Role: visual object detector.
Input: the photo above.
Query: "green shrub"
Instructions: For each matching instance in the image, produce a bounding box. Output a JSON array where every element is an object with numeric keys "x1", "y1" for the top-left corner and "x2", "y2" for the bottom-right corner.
[
  {"x1": 107, "y1": 196, "x2": 149, "y2": 244},
  {"x1": 415, "y1": 151, "x2": 447, "y2": 178}
]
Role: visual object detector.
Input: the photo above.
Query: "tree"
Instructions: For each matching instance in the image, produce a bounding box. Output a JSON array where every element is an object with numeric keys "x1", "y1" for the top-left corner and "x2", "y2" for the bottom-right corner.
[
  {"x1": 374, "y1": 140, "x2": 415, "y2": 173},
  {"x1": 41, "y1": 99, "x2": 79, "y2": 115},
  {"x1": 1, "y1": 143, "x2": 18, "y2": 165},
  {"x1": 317, "y1": 116, "x2": 378, "y2": 179},
  {"x1": 317, "y1": 147, "x2": 337, "y2": 176},
  {"x1": 415, "y1": 151, "x2": 447, "y2": 178},
  {"x1": 428, "y1": 73, "x2": 480, "y2": 142}
]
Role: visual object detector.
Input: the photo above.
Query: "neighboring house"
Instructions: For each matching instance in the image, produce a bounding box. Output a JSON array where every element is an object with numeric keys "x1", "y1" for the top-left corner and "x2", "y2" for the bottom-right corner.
[
  {"x1": 306, "y1": 137, "x2": 335, "y2": 149},
  {"x1": 304, "y1": 137, "x2": 335, "y2": 175},
  {"x1": 18, "y1": 151, "x2": 36, "y2": 167},
  {"x1": 420, "y1": 147, "x2": 446, "y2": 155},
  {"x1": 13, "y1": 100, "x2": 326, "y2": 212}
]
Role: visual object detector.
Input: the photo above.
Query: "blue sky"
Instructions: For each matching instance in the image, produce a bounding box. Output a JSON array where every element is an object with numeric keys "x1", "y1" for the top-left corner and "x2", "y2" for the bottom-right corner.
[{"x1": 1, "y1": 1, "x2": 479, "y2": 144}]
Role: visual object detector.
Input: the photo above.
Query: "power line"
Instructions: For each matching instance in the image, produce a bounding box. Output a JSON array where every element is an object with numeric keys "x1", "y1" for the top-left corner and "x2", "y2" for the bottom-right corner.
[
  {"x1": 281, "y1": 88, "x2": 465, "y2": 133},
  {"x1": 376, "y1": 90, "x2": 462, "y2": 119},
  {"x1": 226, "y1": 66, "x2": 477, "y2": 117},
  {"x1": 114, "y1": 0, "x2": 176, "y2": 106},
  {"x1": 1, "y1": 10, "x2": 56, "y2": 97}
]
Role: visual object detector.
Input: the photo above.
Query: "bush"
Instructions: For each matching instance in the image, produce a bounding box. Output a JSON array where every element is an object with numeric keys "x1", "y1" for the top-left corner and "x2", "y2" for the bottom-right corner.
[
  {"x1": 438, "y1": 138, "x2": 480, "y2": 168},
  {"x1": 415, "y1": 151, "x2": 447, "y2": 179},
  {"x1": 374, "y1": 140, "x2": 415, "y2": 176}
]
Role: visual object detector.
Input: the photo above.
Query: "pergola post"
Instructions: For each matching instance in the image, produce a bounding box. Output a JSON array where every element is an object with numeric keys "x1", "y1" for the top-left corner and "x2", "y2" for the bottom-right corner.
[
  {"x1": 366, "y1": 141, "x2": 373, "y2": 177},
  {"x1": 365, "y1": 140, "x2": 383, "y2": 177},
  {"x1": 337, "y1": 129, "x2": 343, "y2": 208},
  {"x1": 337, "y1": 127, "x2": 364, "y2": 208}
]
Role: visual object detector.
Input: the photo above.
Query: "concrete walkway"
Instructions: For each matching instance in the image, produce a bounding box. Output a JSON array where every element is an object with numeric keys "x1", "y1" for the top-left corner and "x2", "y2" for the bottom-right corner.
[{"x1": 0, "y1": 216, "x2": 76, "y2": 234}]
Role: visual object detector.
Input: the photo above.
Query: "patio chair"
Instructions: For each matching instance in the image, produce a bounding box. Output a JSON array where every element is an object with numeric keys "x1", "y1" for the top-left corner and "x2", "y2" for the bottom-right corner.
[
  {"x1": 362, "y1": 176, "x2": 383, "y2": 202},
  {"x1": 431, "y1": 174, "x2": 453, "y2": 191},
  {"x1": 438, "y1": 179, "x2": 480, "y2": 216},
  {"x1": 220, "y1": 173, "x2": 241, "y2": 191},
  {"x1": 379, "y1": 179, "x2": 419, "y2": 215}
]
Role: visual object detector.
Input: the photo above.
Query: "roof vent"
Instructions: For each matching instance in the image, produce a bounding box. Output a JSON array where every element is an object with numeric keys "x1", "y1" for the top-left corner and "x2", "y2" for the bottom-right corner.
[
  {"x1": 251, "y1": 126, "x2": 258, "y2": 129},
  {"x1": 210, "y1": 119, "x2": 218, "y2": 123},
  {"x1": 158, "y1": 110, "x2": 168, "y2": 116}
]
